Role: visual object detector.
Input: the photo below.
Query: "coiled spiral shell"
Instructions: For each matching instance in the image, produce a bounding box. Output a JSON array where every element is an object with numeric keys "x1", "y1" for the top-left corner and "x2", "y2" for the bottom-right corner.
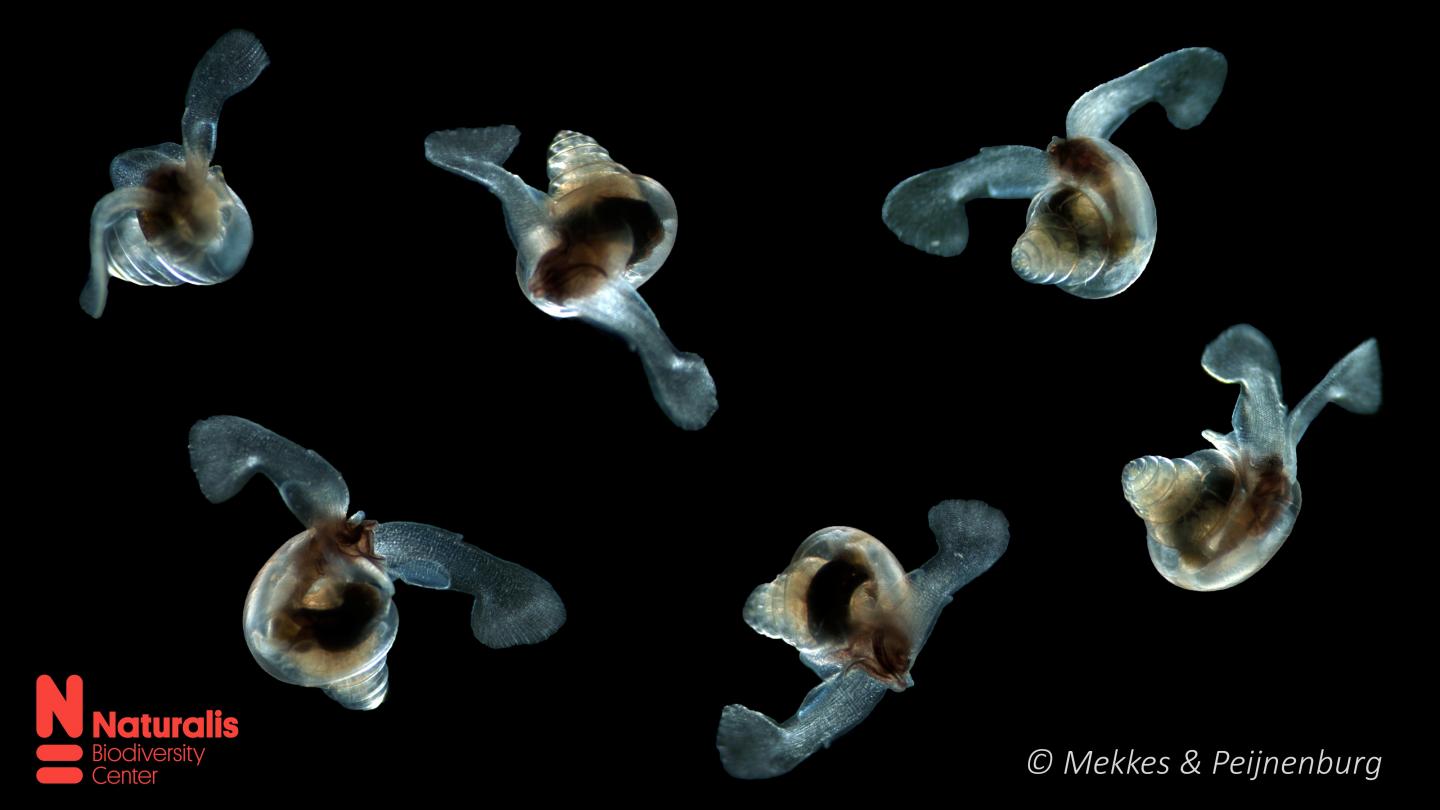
[
  {"x1": 97, "y1": 156, "x2": 254, "y2": 287},
  {"x1": 536, "y1": 130, "x2": 678, "y2": 295},
  {"x1": 243, "y1": 519, "x2": 397, "y2": 710},
  {"x1": 744, "y1": 527, "x2": 915, "y2": 689},
  {"x1": 1121, "y1": 447, "x2": 1284, "y2": 579},
  {"x1": 1010, "y1": 137, "x2": 1155, "y2": 298},
  {"x1": 546, "y1": 131, "x2": 627, "y2": 198}
]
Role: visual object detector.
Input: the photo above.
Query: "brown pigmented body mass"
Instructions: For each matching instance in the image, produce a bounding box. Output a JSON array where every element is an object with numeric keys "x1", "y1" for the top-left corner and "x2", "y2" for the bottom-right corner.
[
  {"x1": 136, "y1": 163, "x2": 222, "y2": 252},
  {"x1": 1048, "y1": 137, "x2": 1136, "y2": 258},
  {"x1": 745, "y1": 528, "x2": 918, "y2": 692},
  {"x1": 1146, "y1": 455, "x2": 1295, "y2": 571},
  {"x1": 532, "y1": 175, "x2": 665, "y2": 303},
  {"x1": 261, "y1": 519, "x2": 389, "y2": 679}
]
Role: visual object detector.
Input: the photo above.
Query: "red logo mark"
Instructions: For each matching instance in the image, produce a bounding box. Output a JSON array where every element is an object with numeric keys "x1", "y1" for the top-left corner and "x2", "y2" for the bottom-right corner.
[{"x1": 36, "y1": 675, "x2": 84, "y2": 785}]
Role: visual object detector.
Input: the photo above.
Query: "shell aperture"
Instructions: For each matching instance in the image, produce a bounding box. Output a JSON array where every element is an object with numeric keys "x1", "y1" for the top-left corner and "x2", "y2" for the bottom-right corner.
[
  {"x1": 882, "y1": 47, "x2": 1226, "y2": 298},
  {"x1": 189, "y1": 416, "x2": 566, "y2": 709},
  {"x1": 424, "y1": 127, "x2": 717, "y2": 430},
  {"x1": 717, "y1": 500, "x2": 1009, "y2": 779},
  {"x1": 1123, "y1": 325, "x2": 1381, "y2": 591},
  {"x1": 81, "y1": 30, "x2": 269, "y2": 318}
]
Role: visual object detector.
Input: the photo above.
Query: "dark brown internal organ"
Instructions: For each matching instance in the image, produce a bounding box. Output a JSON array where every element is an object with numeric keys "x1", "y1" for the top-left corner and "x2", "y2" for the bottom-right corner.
[
  {"x1": 807, "y1": 553, "x2": 912, "y2": 685},
  {"x1": 1153, "y1": 454, "x2": 1293, "y2": 570},
  {"x1": 290, "y1": 582, "x2": 385, "y2": 651},
  {"x1": 807, "y1": 555, "x2": 868, "y2": 642},
  {"x1": 532, "y1": 193, "x2": 663, "y2": 303},
  {"x1": 1237, "y1": 456, "x2": 1290, "y2": 538},
  {"x1": 1025, "y1": 187, "x2": 1106, "y2": 267},
  {"x1": 1045, "y1": 137, "x2": 1134, "y2": 259},
  {"x1": 137, "y1": 164, "x2": 221, "y2": 252},
  {"x1": 273, "y1": 520, "x2": 386, "y2": 654}
]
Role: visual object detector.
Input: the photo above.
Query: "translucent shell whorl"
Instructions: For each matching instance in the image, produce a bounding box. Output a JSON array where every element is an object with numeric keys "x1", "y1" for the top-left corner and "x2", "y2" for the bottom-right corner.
[
  {"x1": 537, "y1": 130, "x2": 678, "y2": 293},
  {"x1": 1012, "y1": 186, "x2": 1106, "y2": 285},
  {"x1": 1123, "y1": 442, "x2": 1300, "y2": 591},
  {"x1": 744, "y1": 527, "x2": 915, "y2": 690},
  {"x1": 1011, "y1": 137, "x2": 1155, "y2": 299},
  {"x1": 242, "y1": 526, "x2": 397, "y2": 711},
  {"x1": 100, "y1": 167, "x2": 253, "y2": 288},
  {"x1": 1123, "y1": 454, "x2": 1207, "y2": 522},
  {"x1": 547, "y1": 131, "x2": 628, "y2": 198},
  {"x1": 1123, "y1": 448, "x2": 1248, "y2": 547}
]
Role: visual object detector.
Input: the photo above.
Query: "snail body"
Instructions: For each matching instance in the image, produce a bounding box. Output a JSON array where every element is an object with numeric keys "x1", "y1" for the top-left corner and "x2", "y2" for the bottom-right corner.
[
  {"x1": 425, "y1": 127, "x2": 715, "y2": 430},
  {"x1": 1123, "y1": 325, "x2": 1381, "y2": 591},
  {"x1": 883, "y1": 47, "x2": 1226, "y2": 298},
  {"x1": 718, "y1": 500, "x2": 1009, "y2": 779},
  {"x1": 81, "y1": 30, "x2": 268, "y2": 318},
  {"x1": 190, "y1": 416, "x2": 566, "y2": 709}
]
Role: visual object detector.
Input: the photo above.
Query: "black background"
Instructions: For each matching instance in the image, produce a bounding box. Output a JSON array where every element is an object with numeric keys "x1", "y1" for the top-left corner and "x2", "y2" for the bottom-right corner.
[{"x1": 18, "y1": 11, "x2": 1419, "y2": 801}]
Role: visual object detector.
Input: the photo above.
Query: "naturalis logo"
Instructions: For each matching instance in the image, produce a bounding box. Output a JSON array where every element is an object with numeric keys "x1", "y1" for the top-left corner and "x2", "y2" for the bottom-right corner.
[{"x1": 35, "y1": 675, "x2": 239, "y2": 785}]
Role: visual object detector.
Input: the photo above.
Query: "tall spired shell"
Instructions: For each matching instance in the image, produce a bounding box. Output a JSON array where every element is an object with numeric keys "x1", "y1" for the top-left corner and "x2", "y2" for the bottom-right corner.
[
  {"x1": 424, "y1": 126, "x2": 714, "y2": 430},
  {"x1": 80, "y1": 30, "x2": 268, "y2": 318},
  {"x1": 882, "y1": 47, "x2": 1226, "y2": 298},
  {"x1": 189, "y1": 416, "x2": 567, "y2": 709},
  {"x1": 536, "y1": 130, "x2": 678, "y2": 293},
  {"x1": 718, "y1": 500, "x2": 1009, "y2": 779},
  {"x1": 1122, "y1": 326, "x2": 1381, "y2": 591},
  {"x1": 1122, "y1": 454, "x2": 1231, "y2": 528},
  {"x1": 546, "y1": 131, "x2": 626, "y2": 197}
]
